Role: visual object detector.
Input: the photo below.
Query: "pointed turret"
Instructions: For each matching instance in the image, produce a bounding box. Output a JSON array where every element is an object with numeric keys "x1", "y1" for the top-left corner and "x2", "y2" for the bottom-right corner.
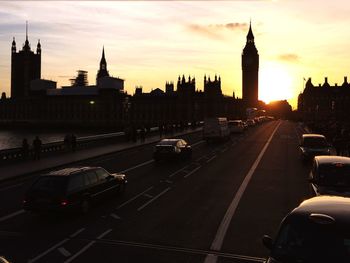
[
  {"x1": 11, "y1": 37, "x2": 16, "y2": 53},
  {"x1": 36, "y1": 39, "x2": 41, "y2": 55}
]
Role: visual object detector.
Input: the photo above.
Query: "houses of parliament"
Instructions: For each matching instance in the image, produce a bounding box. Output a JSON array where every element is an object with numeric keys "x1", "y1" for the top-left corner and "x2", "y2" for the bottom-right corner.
[{"x1": 0, "y1": 23, "x2": 261, "y2": 128}]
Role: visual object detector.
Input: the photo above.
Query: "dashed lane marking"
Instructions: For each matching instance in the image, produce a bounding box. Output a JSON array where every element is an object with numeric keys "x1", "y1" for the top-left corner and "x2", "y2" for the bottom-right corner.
[
  {"x1": 116, "y1": 186, "x2": 154, "y2": 209},
  {"x1": 0, "y1": 209, "x2": 25, "y2": 223},
  {"x1": 183, "y1": 166, "x2": 201, "y2": 178},
  {"x1": 206, "y1": 155, "x2": 217, "y2": 163},
  {"x1": 63, "y1": 229, "x2": 113, "y2": 263},
  {"x1": 143, "y1": 193, "x2": 154, "y2": 198},
  {"x1": 28, "y1": 228, "x2": 86, "y2": 263},
  {"x1": 119, "y1": 160, "x2": 154, "y2": 173},
  {"x1": 110, "y1": 213, "x2": 121, "y2": 220},
  {"x1": 137, "y1": 187, "x2": 171, "y2": 211},
  {"x1": 58, "y1": 247, "x2": 71, "y2": 257}
]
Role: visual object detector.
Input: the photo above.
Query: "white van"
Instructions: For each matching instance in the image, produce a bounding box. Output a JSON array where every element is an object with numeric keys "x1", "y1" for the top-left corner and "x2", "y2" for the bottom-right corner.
[{"x1": 203, "y1": 117, "x2": 230, "y2": 142}]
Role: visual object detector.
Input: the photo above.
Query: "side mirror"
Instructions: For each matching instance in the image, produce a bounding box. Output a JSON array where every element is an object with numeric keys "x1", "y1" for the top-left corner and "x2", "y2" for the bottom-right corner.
[
  {"x1": 262, "y1": 235, "x2": 273, "y2": 250},
  {"x1": 308, "y1": 177, "x2": 316, "y2": 183},
  {"x1": 106, "y1": 175, "x2": 114, "y2": 180}
]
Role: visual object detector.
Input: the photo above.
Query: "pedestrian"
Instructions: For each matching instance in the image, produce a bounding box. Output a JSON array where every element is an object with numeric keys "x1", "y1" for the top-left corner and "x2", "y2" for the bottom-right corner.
[
  {"x1": 21, "y1": 138, "x2": 29, "y2": 160},
  {"x1": 71, "y1": 134, "x2": 77, "y2": 152},
  {"x1": 333, "y1": 131, "x2": 344, "y2": 156},
  {"x1": 33, "y1": 136, "x2": 42, "y2": 160}
]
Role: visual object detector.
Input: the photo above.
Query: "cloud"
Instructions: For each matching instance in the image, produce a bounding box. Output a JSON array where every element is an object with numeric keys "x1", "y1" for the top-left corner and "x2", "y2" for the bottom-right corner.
[
  {"x1": 187, "y1": 22, "x2": 247, "y2": 40},
  {"x1": 278, "y1": 53, "x2": 300, "y2": 62}
]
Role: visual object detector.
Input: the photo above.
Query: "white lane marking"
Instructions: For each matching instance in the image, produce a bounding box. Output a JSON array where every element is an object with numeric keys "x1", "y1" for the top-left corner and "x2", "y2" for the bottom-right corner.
[
  {"x1": 64, "y1": 229, "x2": 112, "y2": 263},
  {"x1": 168, "y1": 166, "x2": 189, "y2": 178},
  {"x1": 220, "y1": 148, "x2": 227, "y2": 153},
  {"x1": 0, "y1": 183, "x2": 24, "y2": 192},
  {"x1": 119, "y1": 159, "x2": 154, "y2": 173},
  {"x1": 137, "y1": 187, "x2": 171, "y2": 211},
  {"x1": 70, "y1": 228, "x2": 85, "y2": 238},
  {"x1": 28, "y1": 238, "x2": 70, "y2": 263},
  {"x1": 0, "y1": 209, "x2": 25, "y2": 223},
  {"x1": 58, "y1": 247, "x2": 71, "y2": 257},
  {"x1": 143, "y1": 193, "x2": 154, "y2": 199},
  {"x1": 110, "y1": 213, "x2": 121, "y2": 220},
  {"x1": 164, "y1": 180, "x2": 173, "y2": 184},
  {"x1": 204, "y1": 121, "x2": 281, "y2": 263},
  {"x1": 196, "y1": 156, "x2": 207, "y2": 162},
  {"x1": 184, "y1": 166, "x2": 201, "y2": 178},
  {"x1": 192, "y1": 140, "x2": 205, "y2": 147},
  {"x1": 206, "y1": 156, "x2": 217, "y2": 163},
  {"x1": 116, "y1": 186, "x2": 154, "y2": 209}
]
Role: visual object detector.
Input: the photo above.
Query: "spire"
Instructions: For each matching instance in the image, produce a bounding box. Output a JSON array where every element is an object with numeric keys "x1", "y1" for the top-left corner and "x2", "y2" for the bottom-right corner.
[
  {"x1": 36, "y1": 39, "x2": 41, "y2": 55},
  {"x1": 246, "y1": 20, "x2": 254, "y2": 43},
  {"x1": 23, "y1": 21, "x2": 30, "y2": 51},
  {"x1": 96, "y1": 46, "x2": 109, "y2": 81}
]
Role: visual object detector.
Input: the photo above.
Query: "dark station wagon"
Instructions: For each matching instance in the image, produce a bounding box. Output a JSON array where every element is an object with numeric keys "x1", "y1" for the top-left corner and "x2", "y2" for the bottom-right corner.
[
  {"x1": 263, "y1": 196, "x2": 350, "y2": 263},
  {"x1": 23, "y1": 167, "x2": 127, "y2": 214},
  {"x1": 299, "y1": 134, "x2": 331, "y2": 161}
]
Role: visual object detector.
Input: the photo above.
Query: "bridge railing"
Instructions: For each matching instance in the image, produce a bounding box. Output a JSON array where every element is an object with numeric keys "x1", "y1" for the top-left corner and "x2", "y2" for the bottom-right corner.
[{"x1": 0, "y1": 123, "x2": 202, "y2": 164}]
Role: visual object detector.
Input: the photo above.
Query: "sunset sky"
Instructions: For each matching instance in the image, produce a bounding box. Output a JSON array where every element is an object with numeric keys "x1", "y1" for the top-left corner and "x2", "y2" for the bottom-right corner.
[{"x1": 0, "y1": 1, "x2": 350, "y2": 109}]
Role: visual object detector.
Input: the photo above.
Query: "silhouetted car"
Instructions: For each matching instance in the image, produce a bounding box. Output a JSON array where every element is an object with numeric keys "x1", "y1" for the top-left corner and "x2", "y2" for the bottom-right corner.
[
  {"x1": 153, "y1": 139, "x2": 192, "y2": 161},
  {"x1": 23, "y1": 167, "x2": 127, "y2": 214},
  {"x1": 309, "y1": 156, "x2": 350, "y2": 197},
  {"x1": 263, "y1": 196, "x2": 350, "y2": 263},
  {"x1": 299, "y1": 134, "x2": 331, "y2": 161},
  {"x1": 228, "y1": 120, "x2": 244, "y2": 133},
  {"x1": 246, "y1": 119, "x2": 255, "y2": 127}
]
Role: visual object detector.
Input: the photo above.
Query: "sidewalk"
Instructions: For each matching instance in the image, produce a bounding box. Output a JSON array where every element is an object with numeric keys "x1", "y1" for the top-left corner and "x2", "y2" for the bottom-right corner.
[{"x1": 0, "y1": 128, "x2": 202, "y2": 183}]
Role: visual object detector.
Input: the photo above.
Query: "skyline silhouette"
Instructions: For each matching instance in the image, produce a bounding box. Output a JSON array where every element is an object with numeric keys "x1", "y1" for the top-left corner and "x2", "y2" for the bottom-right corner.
[{"x1": 0, "y1": 1, "x2": 349, "y2": 108}]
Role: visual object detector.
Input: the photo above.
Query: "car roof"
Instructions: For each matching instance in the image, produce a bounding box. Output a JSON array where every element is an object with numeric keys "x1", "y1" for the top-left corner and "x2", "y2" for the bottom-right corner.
[
  {"x1": 157, "y1": 138, "x2": 181, "y2": 145},
  {"x1": 315, "y1": 155, "x2": 350, "y2": 165},
  {"x1": 302, "y1": 134, "x2": 326, "y2": 139},
  {"x1": 290, "y1": 196, "x2": 350, "y2": 225},
  {"x1": 44, "y1": 167, "x2": 99, "y2": 176}
]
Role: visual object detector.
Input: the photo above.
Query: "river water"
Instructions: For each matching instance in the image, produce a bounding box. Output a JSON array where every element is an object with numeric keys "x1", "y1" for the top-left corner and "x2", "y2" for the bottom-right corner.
[{"x1": 0, "y1": 129, "x2": 103, "y2": 150}]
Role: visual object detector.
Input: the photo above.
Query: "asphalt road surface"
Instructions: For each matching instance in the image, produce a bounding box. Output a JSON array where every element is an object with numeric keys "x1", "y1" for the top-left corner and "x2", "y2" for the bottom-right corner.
[{"x1": 0, "y1": 120, "x2": 311, "y2": 263}]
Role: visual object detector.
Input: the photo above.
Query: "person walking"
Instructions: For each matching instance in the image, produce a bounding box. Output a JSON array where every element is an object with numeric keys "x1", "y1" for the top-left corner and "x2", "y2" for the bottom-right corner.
[
  {"x1": 21, "y1": 138, "x2": 29, "y2": 160},
  {"x1": 33, "y1": 136, "x2": 42, "y2": 160}
]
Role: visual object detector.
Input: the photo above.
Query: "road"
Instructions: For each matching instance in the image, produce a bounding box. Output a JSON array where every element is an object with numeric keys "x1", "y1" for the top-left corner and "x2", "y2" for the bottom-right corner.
[{"x1": 0, "y1": 120, "x2": 311, "y2": 263}]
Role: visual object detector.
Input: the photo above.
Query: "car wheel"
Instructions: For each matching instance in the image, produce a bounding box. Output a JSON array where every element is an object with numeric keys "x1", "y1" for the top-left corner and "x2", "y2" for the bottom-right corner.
[{"x1": 80, "y1": 199, "x2": 90, "y2": 214}]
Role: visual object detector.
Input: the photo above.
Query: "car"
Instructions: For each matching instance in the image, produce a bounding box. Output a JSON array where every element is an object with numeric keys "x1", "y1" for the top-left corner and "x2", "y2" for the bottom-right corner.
[
  {"x1": 228, "y1": 120, "x2": 244, "y2": 133},
  {"x1": 153, "y1": 138, "x2": 192, "y2": 161},
  {"x1": 309, "y1": 156, "x2": 350, "y2": 197},
  {"x1": 299, "y1": 134, "x2": 331, "y2": 161},
  {"x1": 246, "y1": 119, "x2": 255, "y2": 127},
  {"x1": 203, "y1": 117, "x2": 230, "y2": 142},
  {"x1": 23, "y1": 167, "x2": 127, "y2": 214},
  {"x1": 263, "y1": 196, "x2": 350, "y2": 263}
]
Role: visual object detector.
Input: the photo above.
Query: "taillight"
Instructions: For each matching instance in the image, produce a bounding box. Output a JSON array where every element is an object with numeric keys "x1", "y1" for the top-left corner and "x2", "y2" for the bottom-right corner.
[{"x1": 61, "y1": 200, "x2": 68, "y2": 206}]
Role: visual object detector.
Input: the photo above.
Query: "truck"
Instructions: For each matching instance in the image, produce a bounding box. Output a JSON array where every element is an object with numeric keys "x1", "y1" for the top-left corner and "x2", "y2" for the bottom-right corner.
[{"x1": 203, "y1": 117, "x2": 230, "y2": 142}]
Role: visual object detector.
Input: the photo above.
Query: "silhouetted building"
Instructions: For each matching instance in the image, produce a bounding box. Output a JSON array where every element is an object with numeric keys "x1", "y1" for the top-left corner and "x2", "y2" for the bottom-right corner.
[
  {"x1": 298, "y1": 77, "x2": 350, "y2": 123},
  {"x1": 242, "y1": 22, "x2": 259, "y2": 108},
  {"x1": 11, "y1": 23, "x2": 41, "y2": 98}
]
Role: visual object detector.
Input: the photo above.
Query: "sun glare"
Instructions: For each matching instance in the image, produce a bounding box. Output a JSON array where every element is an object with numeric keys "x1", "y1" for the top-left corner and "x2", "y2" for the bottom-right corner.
[{"x1": 259, "y1": 63, "x2": 293, "y2": 104}]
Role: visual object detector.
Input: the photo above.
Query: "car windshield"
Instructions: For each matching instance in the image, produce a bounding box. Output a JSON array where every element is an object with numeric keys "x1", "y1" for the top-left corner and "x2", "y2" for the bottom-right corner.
[
  {"x1": 272, "y1": 218, "x2": 350, "y2": 262},
  {"x1": 158, "y1": 140, "x2": 177, "y2": 146},
  {"x1": 31, "y1": 176, "x2": 67, "y2": 194},
  {"x1": 317, "y1": 165, "x2": 350, "y2": 187},
  {"x1": 303, "y1": 137, "x2": 327, "y2": 148}
]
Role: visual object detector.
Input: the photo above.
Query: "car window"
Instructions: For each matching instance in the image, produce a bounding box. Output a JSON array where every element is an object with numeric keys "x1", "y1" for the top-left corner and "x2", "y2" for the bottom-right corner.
[
  {"x1": 95, "y1": 168, "x2": 110, "y2": 181},
  {"x1": 67, "y1": 174, "x2": 85, "y2": 193},
  {"x1": 84, "y1": 171, "x2": 98, "y2": 185},
  {"x1": 318, "y1": 165, "x2": 350, "y2": 186},
  {"x1": 31, "y1": 176, "x2": 67, "y2": 194},
  {"x1": 303, "y1": 137, "x2": 327, "y2": 147}
]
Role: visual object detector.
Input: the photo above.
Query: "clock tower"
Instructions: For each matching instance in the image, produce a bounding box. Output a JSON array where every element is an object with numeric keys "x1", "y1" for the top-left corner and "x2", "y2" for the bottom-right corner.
[{"x1": 242, "y1": 22, "x2": 259, "y2": 108}]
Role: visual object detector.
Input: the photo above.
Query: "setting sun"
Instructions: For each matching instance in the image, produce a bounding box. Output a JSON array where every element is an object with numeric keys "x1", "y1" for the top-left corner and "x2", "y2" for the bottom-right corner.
[{"x1": 259, "y1": 63, "x2": 293, "y2": 104}]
